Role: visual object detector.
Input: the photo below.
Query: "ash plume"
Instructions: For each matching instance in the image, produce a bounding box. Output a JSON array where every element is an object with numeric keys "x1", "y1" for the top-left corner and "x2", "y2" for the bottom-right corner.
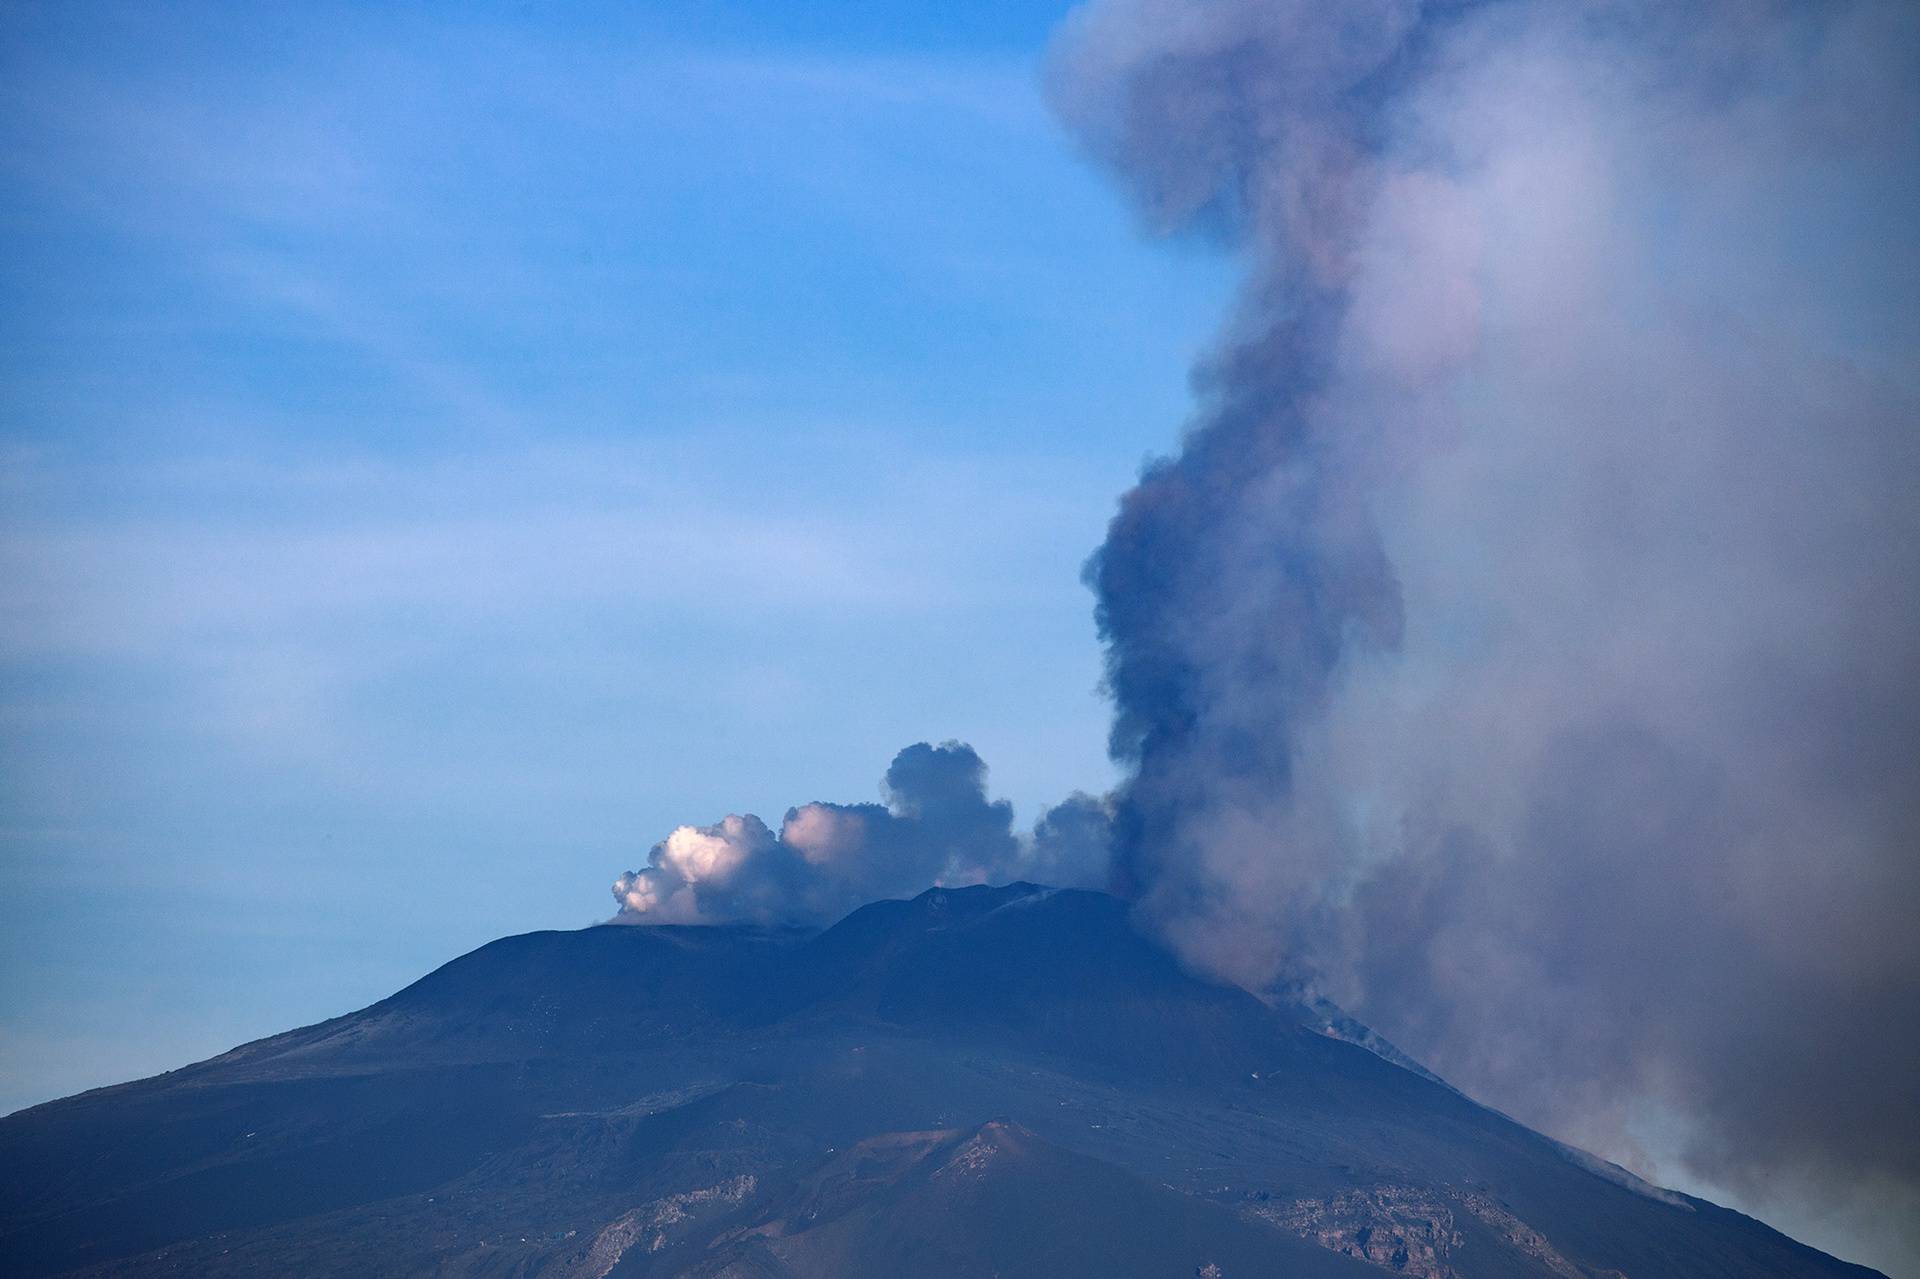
[
  {"x1": 1052, "y1": 0, "x2": 1920, "y2": 1263},
  {"x1": 611, "y1": 742, "x2": 1110, "y2": 926}
]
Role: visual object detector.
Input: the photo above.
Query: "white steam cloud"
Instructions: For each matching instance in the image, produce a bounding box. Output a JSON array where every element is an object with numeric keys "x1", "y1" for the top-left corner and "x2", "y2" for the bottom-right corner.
[{"x1": 610, "y1": 742, "x2": 1111, "y2": 926}]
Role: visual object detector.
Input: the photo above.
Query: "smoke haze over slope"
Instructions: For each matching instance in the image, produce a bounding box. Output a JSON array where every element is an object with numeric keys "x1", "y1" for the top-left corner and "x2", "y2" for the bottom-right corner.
[{"x1": 1046, "y1": 0, "x2": 1919, "y2": 1268}]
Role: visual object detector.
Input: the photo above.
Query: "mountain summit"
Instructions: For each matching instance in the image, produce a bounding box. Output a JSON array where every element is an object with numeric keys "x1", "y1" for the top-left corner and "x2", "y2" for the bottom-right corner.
[{"x1": 0, "y1": 885, "x2": 1882, "y2": 1277}]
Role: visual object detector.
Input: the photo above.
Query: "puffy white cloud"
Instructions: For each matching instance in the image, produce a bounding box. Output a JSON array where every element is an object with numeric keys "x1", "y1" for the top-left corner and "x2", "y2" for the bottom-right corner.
[
  {"x1": 657, "y1": 814, "x2": 776, "y2": 885},
  {"x1": 779, "y1": 803, "x2": 871, "y2": 867},
  {"x1": 610, "y1": 743, "x2": 1110, "y2": 926}
]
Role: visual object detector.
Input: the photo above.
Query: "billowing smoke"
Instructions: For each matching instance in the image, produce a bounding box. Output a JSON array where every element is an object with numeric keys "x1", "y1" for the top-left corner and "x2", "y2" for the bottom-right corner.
[
  {"x1": 1052, "y1": 0, "x2": 1919, "y2": 1264},
  {"x1": 611, "y1": 742, "x2": 1111, "y2": 925}
]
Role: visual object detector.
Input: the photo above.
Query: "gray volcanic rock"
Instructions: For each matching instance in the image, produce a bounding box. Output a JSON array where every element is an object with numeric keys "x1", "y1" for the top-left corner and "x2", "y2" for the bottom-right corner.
[{"x1": 0, "y1": 884, "x2": 1886, "y2": 1277}]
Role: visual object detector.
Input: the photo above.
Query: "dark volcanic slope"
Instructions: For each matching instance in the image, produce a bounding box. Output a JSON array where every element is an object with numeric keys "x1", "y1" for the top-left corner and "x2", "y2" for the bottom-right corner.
[{"x1": 0, "y1": 885, "x2": 1883, "y2": 1278}]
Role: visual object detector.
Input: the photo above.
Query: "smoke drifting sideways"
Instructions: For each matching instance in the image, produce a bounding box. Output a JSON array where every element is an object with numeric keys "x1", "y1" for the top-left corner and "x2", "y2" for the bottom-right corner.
[
  {"x1": 1053, "y1": 0, "x2": 1919, "y2": 1265},
  {"x1": 611, "y1": 742, "x2": 1112, "y2": 927}
]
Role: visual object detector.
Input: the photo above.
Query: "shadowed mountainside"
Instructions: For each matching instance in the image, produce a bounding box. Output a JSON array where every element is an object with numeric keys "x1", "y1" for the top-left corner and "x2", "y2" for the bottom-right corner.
[{"x1": 0, "y1": 884, "x2": 1885, "y2": 1277}]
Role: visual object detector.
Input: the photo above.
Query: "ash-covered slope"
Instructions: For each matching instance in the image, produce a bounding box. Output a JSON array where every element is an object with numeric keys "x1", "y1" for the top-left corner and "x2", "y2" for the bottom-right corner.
[{"x1": 0, "y1": 884, "x2": 1883, "y2": 1278}]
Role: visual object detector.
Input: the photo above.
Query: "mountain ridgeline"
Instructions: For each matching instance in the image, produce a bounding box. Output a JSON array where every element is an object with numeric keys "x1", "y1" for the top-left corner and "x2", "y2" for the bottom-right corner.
[{"x1": 0, "y1": 884, "x2": 1883, "y2": 1277}]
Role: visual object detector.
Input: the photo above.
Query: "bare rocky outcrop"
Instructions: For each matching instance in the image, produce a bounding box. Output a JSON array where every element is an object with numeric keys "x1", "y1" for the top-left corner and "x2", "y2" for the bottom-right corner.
[
  {"x1": 1455, "y1": 1193, "x2": 1587, "y2": 1278},
  {"x1": 1250, "y1": 1183, "x2": 1600, "y2": 1279},
  {"x1": 550, "y1": 1175, "x2": 758, "y2": 1278},
  {"x1": 1251, "y1": 1187, "x2": 1463, "y2": 1278}
]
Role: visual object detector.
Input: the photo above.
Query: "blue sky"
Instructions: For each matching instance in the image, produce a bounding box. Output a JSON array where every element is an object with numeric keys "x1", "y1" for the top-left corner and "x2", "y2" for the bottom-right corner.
[{"x1": 0, "y1": 0, "x2": 1232, "y2": 1114}]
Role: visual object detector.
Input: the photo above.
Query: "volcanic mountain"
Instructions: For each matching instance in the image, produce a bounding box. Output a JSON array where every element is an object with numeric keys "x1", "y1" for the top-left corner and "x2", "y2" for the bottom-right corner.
[{"x1": 0, "y1": 884, "x2": 1883, "y2": 1277}]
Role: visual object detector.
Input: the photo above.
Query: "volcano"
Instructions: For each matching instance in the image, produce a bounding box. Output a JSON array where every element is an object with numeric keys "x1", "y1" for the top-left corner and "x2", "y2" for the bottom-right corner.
[{"x1": 0, "y1": 884, "x2": 1881, "y2": 1277}]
